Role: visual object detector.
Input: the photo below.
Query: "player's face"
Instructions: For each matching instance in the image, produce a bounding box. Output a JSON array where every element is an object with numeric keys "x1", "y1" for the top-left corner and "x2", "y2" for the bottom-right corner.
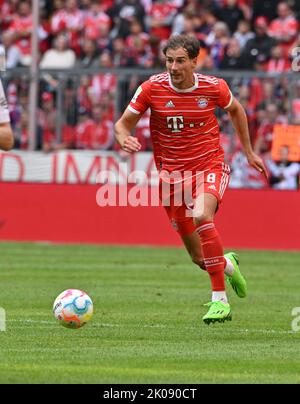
[{"x1": 166, "y1": 48, "x2": 197, "y2": 89}]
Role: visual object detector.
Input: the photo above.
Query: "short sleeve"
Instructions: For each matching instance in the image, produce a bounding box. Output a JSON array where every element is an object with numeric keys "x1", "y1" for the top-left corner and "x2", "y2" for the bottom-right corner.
[
  {"x1": 217, "y1": 78, "x2": 233, "y2": 110},
  {"x1": 0, "y1": 80, "x2": 10, "y2": 123},
  {"x1": 128, "y1": 80, "x2": 151, "y2": 115}
]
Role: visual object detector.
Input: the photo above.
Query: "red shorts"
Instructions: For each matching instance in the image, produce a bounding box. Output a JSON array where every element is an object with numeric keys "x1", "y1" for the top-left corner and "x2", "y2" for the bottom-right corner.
[{"x1": 160, "y1": 163, "x2": 230, "y2": 237}]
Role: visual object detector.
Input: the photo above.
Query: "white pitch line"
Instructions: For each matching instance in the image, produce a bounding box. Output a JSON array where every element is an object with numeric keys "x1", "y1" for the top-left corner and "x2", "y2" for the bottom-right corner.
[{"x1": 5, "y1": 319, "x2": 298, "y2": 335}]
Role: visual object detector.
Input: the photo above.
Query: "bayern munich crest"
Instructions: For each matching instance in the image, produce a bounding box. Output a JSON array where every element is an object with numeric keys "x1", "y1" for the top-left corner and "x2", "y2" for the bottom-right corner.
[{"x1": 198, "y1": 98, "x2": 209, "y2": 108}]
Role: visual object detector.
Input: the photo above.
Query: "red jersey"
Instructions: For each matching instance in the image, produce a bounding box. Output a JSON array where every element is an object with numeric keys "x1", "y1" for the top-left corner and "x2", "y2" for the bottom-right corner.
[
  {"x1": 0, "y1": 1, "x2": 14, "y2": 30},
  {"x1": 89, "y1": 74, "x2": 116, "y2": 104},
  {"x1": 51, "y1": 9, "x2": 84, "y2": 33},
  {"x1": 84, "y1": 11, "x2": 111, "y2": 40},
  {"x1": 128, "y1": 72, "x2": 233, "y2": 173},
  {"x1": 149, "y1": 3, "x2": 177, "y2": 40},
  {"x1": 51, "y1": 9, "x2": 84, "y2": 54},
  {"x1": 8, "y1": 14, "x2": 33, "y2": 57},
  {"x1": 268, "y1": 16, "x2": 299, "y2": 57},
  {"x1": 76, "y1": 119, "x2": 113, "y2": 150},
  {"x1": 269, "y1": 16, "x2": 298, "y2": 42}
]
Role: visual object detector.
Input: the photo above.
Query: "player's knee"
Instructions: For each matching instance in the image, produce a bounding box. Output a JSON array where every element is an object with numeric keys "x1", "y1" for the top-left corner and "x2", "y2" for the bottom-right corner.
[{"x1": 194, "y1": 213, "x2": 214, "y2": 227}]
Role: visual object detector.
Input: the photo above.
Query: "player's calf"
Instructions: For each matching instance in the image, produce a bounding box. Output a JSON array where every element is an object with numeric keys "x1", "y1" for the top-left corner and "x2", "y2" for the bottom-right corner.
[{"x1": 191, "y1": 254, "x2": 206, "y2": 270}]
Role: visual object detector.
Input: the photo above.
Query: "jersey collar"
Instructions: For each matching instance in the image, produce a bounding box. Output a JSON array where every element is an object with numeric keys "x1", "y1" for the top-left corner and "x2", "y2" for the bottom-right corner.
[{"x1": 168, "y1": 73, "x2": 198, "y2": 93}]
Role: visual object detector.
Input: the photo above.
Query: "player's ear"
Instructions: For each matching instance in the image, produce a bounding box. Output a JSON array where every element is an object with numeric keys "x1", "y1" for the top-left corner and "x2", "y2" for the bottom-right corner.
[{"x1": 191, "y1": 57, "x2": 198, "y2": 69}]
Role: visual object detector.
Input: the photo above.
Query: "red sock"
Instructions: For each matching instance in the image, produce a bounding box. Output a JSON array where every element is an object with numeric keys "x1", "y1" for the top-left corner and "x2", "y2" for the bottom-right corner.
[{"x1": 196, "y1": 221, "x2": 226, "y2": 291}]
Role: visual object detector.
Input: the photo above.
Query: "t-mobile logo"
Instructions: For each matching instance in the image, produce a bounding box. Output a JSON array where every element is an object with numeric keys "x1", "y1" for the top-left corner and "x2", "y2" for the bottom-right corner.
[{"x1": 167, "y1": 116, "x2": 184, "y2": 133}]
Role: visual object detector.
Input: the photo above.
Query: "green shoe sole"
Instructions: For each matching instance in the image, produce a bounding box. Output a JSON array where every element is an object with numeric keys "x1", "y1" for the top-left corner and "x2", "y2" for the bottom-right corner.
[{"x1": 203, "y1": 313, "x2": 232, "y2": 325}]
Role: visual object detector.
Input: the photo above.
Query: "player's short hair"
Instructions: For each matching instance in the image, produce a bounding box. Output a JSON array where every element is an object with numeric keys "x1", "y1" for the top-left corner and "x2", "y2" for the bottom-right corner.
[{"x1": 163, "y1": 35, "x2": 200, "y2": 59}]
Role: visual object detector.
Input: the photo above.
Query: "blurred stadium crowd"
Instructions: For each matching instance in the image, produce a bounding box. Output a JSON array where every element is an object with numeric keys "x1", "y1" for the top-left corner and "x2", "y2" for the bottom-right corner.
[{"x1": 0, "y1": 0, "x2": 299, "y2": 189}]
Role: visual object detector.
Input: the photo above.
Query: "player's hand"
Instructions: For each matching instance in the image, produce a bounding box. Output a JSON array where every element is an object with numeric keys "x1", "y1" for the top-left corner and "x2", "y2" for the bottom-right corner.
[
  {"x1": 122, "y1": 136, "x2": 142, "y2": 153},
  {"x1": 246, "y1": 152, "x2": 268, "y2": 179}
]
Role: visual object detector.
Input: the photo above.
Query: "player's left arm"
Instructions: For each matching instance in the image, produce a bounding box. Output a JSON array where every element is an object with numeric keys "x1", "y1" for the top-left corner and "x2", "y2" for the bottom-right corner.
[{"x1": 225, "y1": 98, "x2": 268, "y2": 178}]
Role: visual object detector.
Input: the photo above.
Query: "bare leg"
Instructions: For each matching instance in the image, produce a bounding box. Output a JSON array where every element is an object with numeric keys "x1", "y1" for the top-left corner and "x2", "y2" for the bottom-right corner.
[{"x1": 182, "y1": 231, "x2": 205, "y2": 270}]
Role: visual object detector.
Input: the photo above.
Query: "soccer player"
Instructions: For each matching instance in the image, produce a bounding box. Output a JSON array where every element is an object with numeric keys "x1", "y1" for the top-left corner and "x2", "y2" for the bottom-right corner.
[
  {"x1": 0, "y1": 78, "x2": 14, "y2": 151},
  {"x1": 114, "y1": 35, "x2": 267, "y2": 324}
]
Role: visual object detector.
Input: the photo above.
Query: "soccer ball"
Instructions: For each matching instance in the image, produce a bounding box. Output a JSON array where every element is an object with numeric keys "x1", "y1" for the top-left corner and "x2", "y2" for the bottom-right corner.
[{"x1": 53, "y1": 289, "x2": 93, "y2": 329}]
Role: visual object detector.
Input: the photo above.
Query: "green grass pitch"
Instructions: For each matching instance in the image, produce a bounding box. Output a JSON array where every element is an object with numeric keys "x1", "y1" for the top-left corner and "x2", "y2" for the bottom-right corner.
[{"x1": 0, "y1": 242, "x2": 300, "y2": 384}]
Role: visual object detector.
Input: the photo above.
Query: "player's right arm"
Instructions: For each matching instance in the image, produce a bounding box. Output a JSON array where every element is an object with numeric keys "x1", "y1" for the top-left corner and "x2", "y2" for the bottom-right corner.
[
  {"x1": 0, "y1": 122, "x2": 14, "y2": 151},
  {"x1": 0, "y1": 80, "x2": 14, "y2": 151},
  {"x1": 114, "y1": 81, "x2": 151, "y2": 153},
  {"x1": 115, "y1": 109, "x2": 143, "y2": 153}
]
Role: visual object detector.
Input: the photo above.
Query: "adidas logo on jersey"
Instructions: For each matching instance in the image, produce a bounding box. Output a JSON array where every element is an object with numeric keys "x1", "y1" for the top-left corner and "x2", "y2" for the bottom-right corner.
[
  {"x1": 165, "y1": 100, "x2": 175, "y2": 108},
  {"x1": 208, "y1": 185, "x2": 217, "y2": 191}
]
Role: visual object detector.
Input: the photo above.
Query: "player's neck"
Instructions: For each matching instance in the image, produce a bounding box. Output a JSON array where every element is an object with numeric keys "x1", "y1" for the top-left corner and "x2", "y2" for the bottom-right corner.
[
  {"x1": 173, "y1": 75, "x2": 195, "y2": 90},
  {"x1": 169, "y1": 73, "x2": 198, "y2": 92}
]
